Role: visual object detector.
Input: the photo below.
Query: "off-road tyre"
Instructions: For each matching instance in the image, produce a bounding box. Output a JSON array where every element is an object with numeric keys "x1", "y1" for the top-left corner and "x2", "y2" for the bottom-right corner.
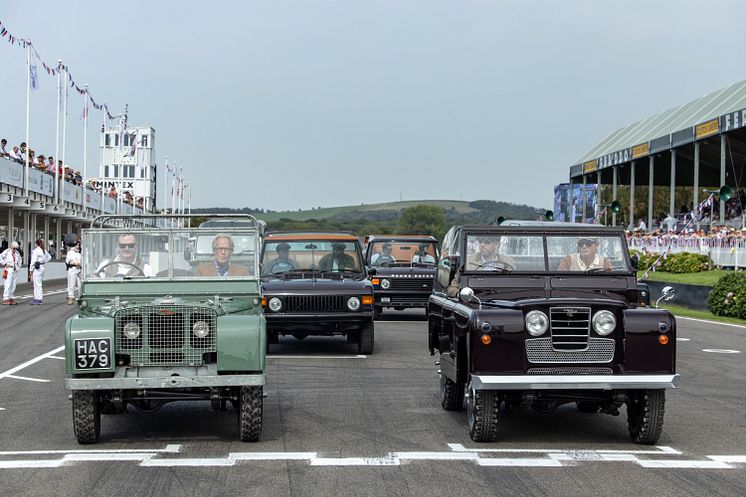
[
  {"x1": 72, "y1": 390, "x2": 101, "y2": 444},
  {"x1": 468, "y1": 388, "x2": 499, "y2": 442},
  {"x1": 440, "y1": 374, "x2": 464, "y2": 411},
  {"x1": 373, "y1": 306, "x2": 381, "y2": 320},
  {"x1": 576, "y1": 401, "x2": 600, "y2": 413},
  {"x1": 358, "y1": 320, "x2": 375, "y2": 355},
  {"x1": 627, "y1": 390, "x2": 665, "y2": 444},
  {"x1": 238, "y1": 386, "x2": 263, "y2": 442}
]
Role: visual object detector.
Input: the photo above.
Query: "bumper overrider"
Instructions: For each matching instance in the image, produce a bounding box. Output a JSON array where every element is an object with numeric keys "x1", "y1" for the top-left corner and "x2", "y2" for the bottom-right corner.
[
  {"x1": 470, "y1": 373, "x2": 680, "y2": 391},
  {"x1": 65, "y1": 365, "x2": 266, "y2": 390}
]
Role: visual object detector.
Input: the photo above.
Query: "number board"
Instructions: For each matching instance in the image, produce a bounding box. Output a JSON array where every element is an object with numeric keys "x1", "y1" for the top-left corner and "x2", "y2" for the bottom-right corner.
[{"x1": 73, "y1": 338, "x2": 112, "y2": 370}]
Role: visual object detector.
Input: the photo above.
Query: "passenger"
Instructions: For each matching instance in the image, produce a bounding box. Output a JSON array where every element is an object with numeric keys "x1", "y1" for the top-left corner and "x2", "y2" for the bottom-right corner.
[
  {"x1": 96, "y1": 233, "x2": 155, "y2": 277},
  {"x1": 265, "y1": 242, "x2": 298, "y2": 273},
  {"x1": 371, "y1": 243, "x2": 396, "y2": 266},
  {"x1": 466, "y1": 236, "x2": 514, "y2": 270},
  {"x1": 195, "y1": 234, "x2": 250, "y2": 276},
  {"x1": 557, "y1": 237, "x2": 611, "y2": 271},
  {"x1": 412, "y1": 243, "x2": 435, "y2": 264},
  {"x1": 318, "y1": 243, "x2": 356, "y2": 271}
]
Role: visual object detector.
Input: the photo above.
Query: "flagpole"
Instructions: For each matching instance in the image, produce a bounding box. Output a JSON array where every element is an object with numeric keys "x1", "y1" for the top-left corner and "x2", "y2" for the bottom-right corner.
[
  {"x1": 171, "y1": 161, "x2": 176, "y2": 227},
  {"x1": 163, "y1": 156, "x2": 168, "y2": 213},
  {"x1": 117, "y1": 113, "x2": 123, "y2": 214},
  {"x1": 54, "y1": 59, "x2": 61, "y2": 205},
  {"x1": 61, "y1": 65, "x2": 68, "y2": 212},
  {"x1": 83, "y1": 84, "x2": 88, "y2": 183},
  {"x1": 24, "y1": 39, "x2": 31, "y2": 198},
  {"x1": 187, "y1": 181, "x2": 192, "y2": 215}
]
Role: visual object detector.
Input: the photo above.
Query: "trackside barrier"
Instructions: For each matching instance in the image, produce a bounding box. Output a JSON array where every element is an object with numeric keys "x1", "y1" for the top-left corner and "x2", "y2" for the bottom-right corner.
[{"x1": 628, "y1": 236, "x2": 746, "y2": 268}]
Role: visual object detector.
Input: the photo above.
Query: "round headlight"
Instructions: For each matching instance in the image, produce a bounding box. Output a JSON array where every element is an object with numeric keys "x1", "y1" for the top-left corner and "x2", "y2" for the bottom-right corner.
[
  {"x1": 192, "y1": 320, "x2": 210, "y2": 338},
  {"x1": 347, "y1": 296, "x2": 361, "y2": 311},
  {"x1": 123, "y1": 322, "x2": 141, "y2": 339},
  {"x1": 592, "y1": 310, "x2": 616, "y2": 336},
  {"x1": 525, "y1": 310, "x2": 549, "y2": 337},
  {"x1": 268, "y1": 297, "x2": 282, "y2": 312},
  {"x1": 380, "y1": 279, "x2": 391, "y2": 289}
]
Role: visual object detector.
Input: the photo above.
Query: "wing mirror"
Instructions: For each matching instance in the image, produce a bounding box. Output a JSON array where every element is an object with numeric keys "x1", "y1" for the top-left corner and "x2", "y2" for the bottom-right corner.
[
  {"x1": 655, "y1": 285, "x2": 675, "y2": 308},
  {"x1": 459, "y1": 287, "x2": 482, "y2": 308}
]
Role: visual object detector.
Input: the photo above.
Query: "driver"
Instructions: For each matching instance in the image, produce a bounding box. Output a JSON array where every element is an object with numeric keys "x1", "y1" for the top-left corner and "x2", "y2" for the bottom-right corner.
[
  {"x1": 412, "y1": 243, "x2": 435, "y2": 264},
  {"x1": 466, "y1": 236, "x2": 514, "y2": 270},
  {"x1": 266, "y1": 242, "x2": 298, "y2": 273},
  {"x1": 97, "y1": 233, "x2": 155, "y2": 277},
  {"x1": 371, "y1": 243, "x2": 396, "y2": 266},
  {"x1": 557, "y1": 237, "x2": 611, "y2": 271},
  {"x1": 195, "y1": 234, "x2": 250, "y2": 276}
]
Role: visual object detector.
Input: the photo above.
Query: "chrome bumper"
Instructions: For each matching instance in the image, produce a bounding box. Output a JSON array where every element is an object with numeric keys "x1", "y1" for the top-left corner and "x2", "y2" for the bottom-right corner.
[
  {"x1": 65, "y1": 366, "x2": 265, "y2": 390},
  {"x1": 470, "y1": 374, "x2": 680, "y2": 391}
]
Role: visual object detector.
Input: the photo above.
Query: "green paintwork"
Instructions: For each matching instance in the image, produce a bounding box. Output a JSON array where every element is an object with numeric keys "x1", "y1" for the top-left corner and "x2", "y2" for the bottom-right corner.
[
  {"x1": 65, "y1": 316, "x2": 115, "y2": 374},
  {"x1": 217, "y1": 315, "x2": 266, "y2": 372},
  {"x1": 80, "y1": 279, "x2": 260, "y2": 297}
]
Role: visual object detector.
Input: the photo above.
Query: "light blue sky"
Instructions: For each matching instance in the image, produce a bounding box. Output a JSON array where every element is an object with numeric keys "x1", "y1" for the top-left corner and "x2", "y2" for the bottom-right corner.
[{"x1": 2, "y1": 1, "x2": 745, "y2": 210}]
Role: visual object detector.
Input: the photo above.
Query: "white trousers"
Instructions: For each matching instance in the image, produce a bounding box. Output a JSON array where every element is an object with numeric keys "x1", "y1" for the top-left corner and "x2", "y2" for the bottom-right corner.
[
  {"x1": 67, "y1": 268, "x2": 81, "y2": 298},
  {"x1": 3, "y1": 268, "x2": 18, "y2": 300},
  {"x1": 32, "y1": 267, "x2": 44, "y2": 301}
]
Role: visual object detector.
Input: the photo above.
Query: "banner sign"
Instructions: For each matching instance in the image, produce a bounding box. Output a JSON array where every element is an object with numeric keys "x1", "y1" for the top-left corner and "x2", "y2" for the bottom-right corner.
[
  {"x1": 582, "y1": 160, "x2": 597, "y2": 173},
  {"x1": 62, "y1": 182, "x2": 83, "y2": 205},
  {"x1": 84, "y1": 188, "x2": 102, "y2": 210},
  {"x1": 0, "y1": 158, "x2": 23, "y2": 188},
  {"x1": 631, "y1": 142, "x2": 650, "y2": 159},
  {"x1": 695, "y1": 118, "x2": 719, "y2": 140},
  {"x1": 598, "y1": 148, "x2": 631, "y2": 169},
  {"x1": 27, "y1": 168, "x2": 53, "y2": 196},
  {"x1": 721, "y1": 108, "x2": 746, "y2": 132}
]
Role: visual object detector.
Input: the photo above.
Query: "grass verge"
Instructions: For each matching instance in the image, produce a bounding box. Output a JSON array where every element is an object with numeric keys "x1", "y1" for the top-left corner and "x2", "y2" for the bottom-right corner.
[
  {"x1": 660, "y1": 303, "x2": 746, "y2": 326},
  {"x1": 641, "y1": 269, "x2": 731, "y2": 286}
]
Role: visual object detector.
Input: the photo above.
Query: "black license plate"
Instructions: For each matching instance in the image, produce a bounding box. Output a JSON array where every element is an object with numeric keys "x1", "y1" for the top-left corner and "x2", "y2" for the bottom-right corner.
[{"x1": 74, "y1": 338, "x2": 112, "y2": 370}]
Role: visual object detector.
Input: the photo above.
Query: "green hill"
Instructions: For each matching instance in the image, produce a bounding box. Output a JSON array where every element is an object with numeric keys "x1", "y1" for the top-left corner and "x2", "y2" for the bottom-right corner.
[{"x1": 259, "y1": 200, "x2": 480, "y2": 222}]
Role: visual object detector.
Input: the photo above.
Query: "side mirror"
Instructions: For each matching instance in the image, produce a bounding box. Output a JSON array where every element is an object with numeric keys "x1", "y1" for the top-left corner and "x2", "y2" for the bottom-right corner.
[
  {"x1": 368, "y1": 267, "x2": 377, "y2": 276},
  {"x1": 655, "y1": 286, "x2": 676, "y2": 308},
  {"x1": 630, "y1": 253, "x2": 639, "y2": 271},
  {"x1": 459, "y1": 287, "x2": 482, "y2": 308}
]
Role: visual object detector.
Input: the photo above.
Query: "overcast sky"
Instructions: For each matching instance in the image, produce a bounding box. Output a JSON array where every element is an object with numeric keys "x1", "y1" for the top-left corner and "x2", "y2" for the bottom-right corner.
[{"x1": 2, "y1": 1, "x2": 746, "y2": 211}]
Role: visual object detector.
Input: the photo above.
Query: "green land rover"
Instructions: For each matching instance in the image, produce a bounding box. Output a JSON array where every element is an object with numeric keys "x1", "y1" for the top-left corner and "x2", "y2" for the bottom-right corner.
[{"x1": 64, "y1": 215, "x2": 266, "y2": 443}]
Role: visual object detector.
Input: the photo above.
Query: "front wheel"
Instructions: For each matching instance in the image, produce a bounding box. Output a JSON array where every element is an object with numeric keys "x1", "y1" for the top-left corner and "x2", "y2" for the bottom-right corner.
[
  {"x1": 467, "y1": 387, "x2": 499, "y2": 442},
  {"x1": 439, "y1": 374, "x2": 464, "y2": 411},
  {"x1": 238, "y1": 386, "x2": 263, "y2": 442},
  {"x1": 627, "y1": 390, "x2": 665, "y2": 444},
  {"x1": 72, "y1": 390, "x2": 101, "y2": 444},
  {"x1": 358, "y1": 321, "x2": 374, "y2": 355}
]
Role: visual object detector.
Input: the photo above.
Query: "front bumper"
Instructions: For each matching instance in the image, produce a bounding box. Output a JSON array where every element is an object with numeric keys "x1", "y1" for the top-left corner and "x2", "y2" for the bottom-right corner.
[
  {"x1": 470, "y1": 374, "x2": 680, "y2": 391},
  {"x1": 375, "y1": 293, "x2": 430, "y2": 308},
  {"x1": 266, "y1": 312, "x2": 372, "y2": 332},
  {"x1": 65, "y1": 365, "x2": 265, "y2": 390}
]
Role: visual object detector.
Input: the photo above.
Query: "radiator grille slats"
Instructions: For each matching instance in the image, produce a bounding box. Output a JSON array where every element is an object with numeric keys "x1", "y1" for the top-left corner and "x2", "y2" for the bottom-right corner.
[
  {"x1": 283, "y1": 295, "x2": 347, "y2": 313},
  {"x1": 115, "y1": 306, "x2": 217, "y2": 366},
  {"x1": 389, "y1": 278, "x2": 433, "y2": 291},
  {"x1": 550, "y1": 307, "x2": 590, "y2": 351}
]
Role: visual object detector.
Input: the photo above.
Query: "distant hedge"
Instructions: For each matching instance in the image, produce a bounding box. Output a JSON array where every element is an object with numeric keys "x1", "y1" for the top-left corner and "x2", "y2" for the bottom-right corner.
[
  {"x1": 630, "y1": 250, "x2": 709, "y2": 274},
  {"x1": 708, "y1": 272, "x2": 746, "y2": 318}
]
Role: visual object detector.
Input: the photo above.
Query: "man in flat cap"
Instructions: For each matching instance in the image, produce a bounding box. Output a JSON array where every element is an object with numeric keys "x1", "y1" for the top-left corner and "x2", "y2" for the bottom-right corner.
[
  {"x1": 557, "y1": 237, "x2": 611, "y2": 271},
  {"x1": 265, "y1": 242, "x2": 298, "y2": 274},
  {"x1": 319, "y1": 243, "x2": 356, "y2": 271}
]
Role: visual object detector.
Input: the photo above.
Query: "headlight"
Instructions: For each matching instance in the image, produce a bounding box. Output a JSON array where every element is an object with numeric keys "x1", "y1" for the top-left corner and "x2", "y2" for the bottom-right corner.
[
  {"x1": 347, "y1": 296, "x2": 361, "y2": 311},
  {"x1": 380, "y1": 279, "x2": 391, "y2": 289},
  {"x1": 192, "y1": 320, "x2": 210, "y2": 338},
  {"x1": 592, "y1": 310, "x2": 616, "y2": 336},
  {"x1": 268, "y1": 297, "x2": 282, "y2": 312},
  {"x1": 525, "y1": 310, "x2": 549, "y2": 337},
  {"x1": 123, "y1": 322, "x2": 141, "y2": 339}
]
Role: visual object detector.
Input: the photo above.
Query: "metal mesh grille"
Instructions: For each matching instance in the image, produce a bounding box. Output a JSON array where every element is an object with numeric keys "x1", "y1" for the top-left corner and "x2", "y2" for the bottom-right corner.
[
  {"x1": 283, "y1": 295, "x2": 347, "y2": 312},
  {"x1": 389, "y1": 279, "x2": 434, "y2": 291},
  {"x1": 525, "y1": 337, "x2": 615, "y2": 364},
  {"x1": 550, "y1": 307, "x2": 590, "y2": 351},
  {"x1": 527, "y1": 367, "x2": 613, "y2": 375},
  {"x1": 115, "y1": 306, "x2": 217, "y2": 366}
]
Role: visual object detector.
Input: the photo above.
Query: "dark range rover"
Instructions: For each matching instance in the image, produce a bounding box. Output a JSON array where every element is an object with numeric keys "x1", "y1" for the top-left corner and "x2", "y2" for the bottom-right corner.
[
  {"x1": 428, "y1": 223, "x2": 679, "y2": 443},
  {"x1": 364, "y1": 235, "x2": 439, "y2": 319},
  {"x1": 261, "y1": 232, "x2": 375, "y2": 354}
]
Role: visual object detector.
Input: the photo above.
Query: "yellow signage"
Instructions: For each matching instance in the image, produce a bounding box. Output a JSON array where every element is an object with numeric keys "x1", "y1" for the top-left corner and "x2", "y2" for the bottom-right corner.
[
  {"x1": 632, "y1": 143, "x2": 649, "y2": 159},
  {"x1": 695, "y1": 119, "x2": 719, "y2": 139},
  {"x1": 583, "y1": 160, "x2": 597, "y2": 173}
]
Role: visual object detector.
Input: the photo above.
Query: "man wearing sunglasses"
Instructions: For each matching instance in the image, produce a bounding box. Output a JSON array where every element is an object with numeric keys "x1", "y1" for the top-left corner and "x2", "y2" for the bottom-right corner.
[
  {"x1": 557, "y1": 237, "x2": 612, "y2": 271},
  {"x1": 97, "y1": 233, "x2": 155, "y2": 277}
]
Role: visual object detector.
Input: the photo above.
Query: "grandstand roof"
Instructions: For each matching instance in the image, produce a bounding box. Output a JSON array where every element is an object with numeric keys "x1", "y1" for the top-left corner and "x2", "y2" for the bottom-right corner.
[{"x1": 576, "y1": 79, "x2": 746, "y2": 165}]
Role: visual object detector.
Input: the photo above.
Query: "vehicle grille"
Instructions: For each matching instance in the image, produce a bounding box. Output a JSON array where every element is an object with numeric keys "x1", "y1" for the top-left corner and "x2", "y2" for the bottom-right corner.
[
  {"x1": 115, "y1": 306, "x2": 217, "y2": 366},
  {"x1": 389, "y1": 278, "x2": 433, "y2": 291},
  {"x1": 525, "y1": 338, "x2": 615, "y2": 364},
  {"x1": 527, "y1": 367, "x2": 613, "y2": 375},
  {"x1": 282, "y1": 295, "x2": 347, "y2": 313},
  {"x1": 550, "y1": 307, "x2": 590, "y2": 351}
]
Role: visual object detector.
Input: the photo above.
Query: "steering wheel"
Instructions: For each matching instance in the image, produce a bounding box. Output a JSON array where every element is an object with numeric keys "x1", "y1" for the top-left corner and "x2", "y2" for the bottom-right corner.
[
  {"x1": 269, "y1": 260, "x2": 297, "y2": 274},
  {"x1": 482, "y1": 260, "x2": 515, "y2": 271},
  {"x1": 97, "y1": 261, "x2": 146, "y2": 277}
]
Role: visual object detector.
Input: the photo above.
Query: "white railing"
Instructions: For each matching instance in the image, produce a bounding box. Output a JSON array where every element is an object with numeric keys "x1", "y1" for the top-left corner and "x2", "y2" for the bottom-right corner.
[{"x1": 628, "y1": 235, "x2": 746, "y2": 268}]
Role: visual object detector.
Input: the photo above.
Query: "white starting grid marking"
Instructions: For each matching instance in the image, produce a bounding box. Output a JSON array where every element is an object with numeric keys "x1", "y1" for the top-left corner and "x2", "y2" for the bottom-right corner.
[
  {"x1": 14, "y1": 289, "x2": 67, "y2": 300},
  {"x1": 702, "y1": 349, "x2": 740, "y2": 354},
  {"x1": 268, "y1": 355, "x2": 367, "y2": 360},
  {"x1": 0, "y1": 443, "x2": 743, "y2": 470},
  {"x1": 0, "y1": 346, "x2": 64, "y2": 385}
]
